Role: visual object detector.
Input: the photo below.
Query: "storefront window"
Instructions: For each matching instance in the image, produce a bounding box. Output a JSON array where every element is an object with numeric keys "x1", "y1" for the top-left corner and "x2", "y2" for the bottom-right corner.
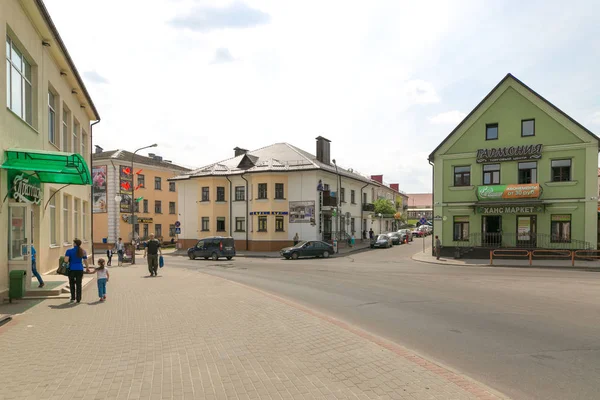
[
  {"x1": 74, "y1": 199, "x2": 79, "y2": 240},
  {"x1": 551, "y1": 215, "x2": 571, "y2": 243},
  {"x1": 453, "y1": 216, "x2": 469, "y2": 241},
  {"x1": 82, "y1": 201, "x2": 88, "y2": 240}
]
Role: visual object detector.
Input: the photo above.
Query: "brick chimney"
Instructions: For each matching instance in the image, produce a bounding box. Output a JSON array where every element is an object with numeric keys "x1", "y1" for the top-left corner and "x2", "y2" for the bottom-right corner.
[
  {"x1": 371, "y1": 175, "x2": 383, "y2": 184},
  {"x1": 390, "y1": 183, "x2": 399, "y2": 191},
  {"x1": 315, "y1": 136, "x2": 331, "y2": 165},
  {"x1": 234, "y1": 147, "x2": 248, "y2": 157}
]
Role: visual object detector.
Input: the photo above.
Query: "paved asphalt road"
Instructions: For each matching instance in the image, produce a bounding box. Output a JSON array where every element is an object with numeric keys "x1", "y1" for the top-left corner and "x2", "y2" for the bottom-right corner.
[{"x1": 167, "y1": 238, "x2": 600, "y2": 400}]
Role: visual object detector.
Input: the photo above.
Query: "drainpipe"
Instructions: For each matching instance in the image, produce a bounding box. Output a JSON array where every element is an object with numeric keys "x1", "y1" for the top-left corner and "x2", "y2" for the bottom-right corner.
[
  {"x1": 241, "y1": 173, "x2": 249, "y2": 250},
  {"x1": 90, "y1": 119, "x2": 100, "y2": 264},
  {"x1": 360, "y1": 183, "x2": 369, "y2": 240},
  {"x1": 429, "y1": 159, "x2": 435, "y2": 256},
  {"x1": 225, "y1": 175, "x2": 232, "y2": 237}
]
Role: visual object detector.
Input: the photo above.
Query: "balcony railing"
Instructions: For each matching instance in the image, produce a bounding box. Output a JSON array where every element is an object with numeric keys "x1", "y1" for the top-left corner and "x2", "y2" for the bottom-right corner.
[
  {"x1": 453, "y1": 232, "x2": 592, "y2": 250},
  {"x1": 362, "y1": 203, "x2": 375, "y2": 212}
]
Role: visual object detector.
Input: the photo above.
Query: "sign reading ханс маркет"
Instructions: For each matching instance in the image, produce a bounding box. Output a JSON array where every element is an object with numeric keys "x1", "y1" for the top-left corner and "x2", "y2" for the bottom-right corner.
[{"x1": 476, "y1": 144, "x2": 543, "y2": 163}]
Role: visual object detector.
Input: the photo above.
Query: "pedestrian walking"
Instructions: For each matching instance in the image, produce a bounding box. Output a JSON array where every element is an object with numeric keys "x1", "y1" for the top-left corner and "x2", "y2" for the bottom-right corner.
[
  {"x1": 89, "y1": 258, "x2": 110, "y2": 301},
  {"x1": 144, "y1": 233, "x2": 162, "y2": 277},
  {"x1": 64, "y1": 239, "x2": 89, "y2": 303},
  {"x1": 106, "y1": 248, "x2": 113, "y2": 266},
  {"x1": 293, "y1": 233, "x2": 300, "y2": 246},
  {"x1": 435, "y1": 235, "x2": 442, "y2": 260},
  {"x1": 115, "y1": 238, "x2": 125, "y2": 266},
  {"x1": 30, "y1": 242, "x2": 44, "y2": 288},
  {"x1": 369, "y1": 228, "x2": 374, "y2": 240}
]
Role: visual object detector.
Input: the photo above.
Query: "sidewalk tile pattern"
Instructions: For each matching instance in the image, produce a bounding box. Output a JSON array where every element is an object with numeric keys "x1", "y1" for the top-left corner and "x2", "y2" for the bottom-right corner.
[{"x1": 0, "y1": 264, "x2": 506, "y2": 400}]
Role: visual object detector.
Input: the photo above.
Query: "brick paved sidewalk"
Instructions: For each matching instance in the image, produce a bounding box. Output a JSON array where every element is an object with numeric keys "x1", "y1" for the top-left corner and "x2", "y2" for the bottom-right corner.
[{"x1": 0, "y1": 264, "x2": 507, "y2": 400}]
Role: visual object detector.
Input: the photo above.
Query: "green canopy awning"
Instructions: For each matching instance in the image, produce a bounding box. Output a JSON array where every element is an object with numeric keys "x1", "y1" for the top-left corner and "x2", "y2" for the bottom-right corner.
[{"x1": 1, "y1": 149, "x2": 91, "y2": 185}]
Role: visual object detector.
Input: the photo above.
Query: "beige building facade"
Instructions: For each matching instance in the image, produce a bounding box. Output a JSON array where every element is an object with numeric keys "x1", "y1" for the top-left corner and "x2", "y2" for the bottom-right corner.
[
  {"x1": 0, "y1": 0, "x2": 99, "y2": 298},
  {"x1": 172, "y1": 139, "x2": 406, "y2": 251},
  {"x1": 92, "y1": 149, "x2": 190, "y2": 251}
]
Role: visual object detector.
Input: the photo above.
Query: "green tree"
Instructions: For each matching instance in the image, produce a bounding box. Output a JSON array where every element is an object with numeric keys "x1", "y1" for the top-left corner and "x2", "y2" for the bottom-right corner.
[{"x1": 373, "y1": 198, "x2": 396, "y2": 215}]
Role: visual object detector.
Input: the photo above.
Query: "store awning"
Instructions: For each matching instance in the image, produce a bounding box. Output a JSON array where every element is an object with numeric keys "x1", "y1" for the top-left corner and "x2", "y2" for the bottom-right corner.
[{"x1": 1, "y1": 149, "x2": 91, "y2": 185}]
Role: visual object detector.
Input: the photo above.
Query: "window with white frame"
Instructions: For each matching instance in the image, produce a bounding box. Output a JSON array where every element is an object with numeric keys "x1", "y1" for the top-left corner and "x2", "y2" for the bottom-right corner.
[
  {"x1": 48, "y1": 91, "x2": 57, "y2": 145},
  {"x1": 82, "y1": 201, "x2": 88, "y2": 240},
  {"x1": 63, "y1": 195, "x2": 70, "y2": 244},
  {"x1": 81, "y1": 131, "x2": 87, "y2": 158},
  {"x1": 62, "y1": 107, "x2": 70, "y2": 152},
  {"x1": 73, "y1": 119, "x2": 79, "y2": 153},
  {"x1": 74, "y1": 199, "x2": 79, "y2": 239},
  {"x1": 49, "y1": 191, "x2": 57, "y2": 245},
  {"x1": 6, "y1": 36, "x2": 33, "y2": 125}
]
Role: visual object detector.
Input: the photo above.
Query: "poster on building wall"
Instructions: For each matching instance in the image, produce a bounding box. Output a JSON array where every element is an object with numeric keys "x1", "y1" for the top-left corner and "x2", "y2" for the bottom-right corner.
[
  {"x1": 119, "y1": 166, "x2": 133, "y2": 213},
  {"x1": 92, "y1": 166, "x2": 107, "y2": 213},
  {"x1": 289, "y1": 201, "x2": 315, "y2": 224}
]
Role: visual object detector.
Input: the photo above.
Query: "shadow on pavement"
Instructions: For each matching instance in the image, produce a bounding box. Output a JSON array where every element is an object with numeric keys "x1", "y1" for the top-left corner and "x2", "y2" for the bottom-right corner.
[{"x1": 48, "y1": 302, "x2": 77, "y2": 309}]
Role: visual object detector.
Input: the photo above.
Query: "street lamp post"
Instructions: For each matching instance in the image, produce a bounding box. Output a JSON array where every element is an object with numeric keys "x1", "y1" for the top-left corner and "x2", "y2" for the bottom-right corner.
[
  {"x1": 130, "y1": 143, "x2": 157, "y2": 265},
  {"x1": 378, "y1": 213, "x2": 382, "y2": 234}
]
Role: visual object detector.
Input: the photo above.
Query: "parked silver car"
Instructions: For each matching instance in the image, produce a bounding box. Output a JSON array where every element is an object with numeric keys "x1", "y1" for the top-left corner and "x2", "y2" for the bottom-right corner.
[{"x1": 397, "y1": 229, "x2": 413, "y2": 242}]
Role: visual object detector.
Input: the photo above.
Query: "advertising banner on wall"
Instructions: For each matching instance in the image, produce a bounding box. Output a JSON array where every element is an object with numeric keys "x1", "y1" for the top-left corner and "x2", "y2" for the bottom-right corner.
[
  {"x1": 289, "y1": 201, "x2": 315, "y2": 223},
  {"x1": 92, "y1": 166, "x2": 107, "y2": 213},
  {"x1": 119, "y1": 166, "x2": 133, "y2": 213},
  {"x1": 477, "y1": 183, "x2": 541, "y2": 201}
]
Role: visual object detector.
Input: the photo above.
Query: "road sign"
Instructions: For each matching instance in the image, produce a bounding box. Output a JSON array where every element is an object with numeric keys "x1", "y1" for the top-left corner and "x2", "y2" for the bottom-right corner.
[
  {"x1": 175, "y1": 221, "x2": 181, "y2": 228},
  {"x1": 419, "y1": 217, "x2": 427, "y2": 225},
  {"x1": 175, "y1": 227, "x2": 181, "y2": 234}
]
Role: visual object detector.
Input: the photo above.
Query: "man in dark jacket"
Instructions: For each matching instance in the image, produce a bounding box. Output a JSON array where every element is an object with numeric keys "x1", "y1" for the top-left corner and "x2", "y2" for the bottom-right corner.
[{"x1": 143, "y1": 233, "x2": 162, "y2": 277}]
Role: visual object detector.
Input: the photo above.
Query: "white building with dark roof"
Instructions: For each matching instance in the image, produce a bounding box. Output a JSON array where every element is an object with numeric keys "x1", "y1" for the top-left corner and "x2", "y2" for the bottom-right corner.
[{"x1": 171, "y1": 137, "x2": 407, "y2": 251}]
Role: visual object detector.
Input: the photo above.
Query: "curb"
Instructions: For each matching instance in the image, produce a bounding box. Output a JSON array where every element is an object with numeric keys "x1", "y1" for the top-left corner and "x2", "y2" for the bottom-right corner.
[{"x1": 411, "y1": 253, "x2": 600, "y2": 272}]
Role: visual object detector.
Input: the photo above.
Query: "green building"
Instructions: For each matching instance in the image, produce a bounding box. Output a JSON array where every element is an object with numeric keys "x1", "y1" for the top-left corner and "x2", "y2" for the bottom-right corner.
[{"x1": 429, "y1": 74, "x2": 599, "y2": 256}]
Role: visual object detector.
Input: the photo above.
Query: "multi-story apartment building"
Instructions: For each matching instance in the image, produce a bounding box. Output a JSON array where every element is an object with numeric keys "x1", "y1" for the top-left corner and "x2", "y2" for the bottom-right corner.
[
  {"x1": 92, "y1": 148, "x2": 190, "y2": 250},
  {"x1": 172, "y1": 137, "x2": 405, "y2": 251},
  {"x1": 0, "y1": 0, "x2": 99, "y2": 298},
  {"x1": 406, "y1": 193, "x2": 433, "y2": 222},
  {"x1": 429, "y1": 74, "x2": 599, "y2": 257}
]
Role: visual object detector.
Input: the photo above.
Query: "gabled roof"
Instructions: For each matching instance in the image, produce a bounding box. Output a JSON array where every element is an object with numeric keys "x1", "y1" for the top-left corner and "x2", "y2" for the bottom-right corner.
[
  {"x1": 171, "y1": 142, "x2": 407, "y2": 193},
  {"x1": 92, "y1": 150, "x2": 190, "y2": 172},
  {"x1": 428, "y1": 73, "x2": 599, "y2": 162}
]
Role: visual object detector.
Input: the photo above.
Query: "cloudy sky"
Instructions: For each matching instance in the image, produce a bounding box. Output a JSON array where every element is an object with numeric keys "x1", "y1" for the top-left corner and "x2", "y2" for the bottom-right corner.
[{"x1": 44, "y1": 0, "x2": 600, "y2": 193}]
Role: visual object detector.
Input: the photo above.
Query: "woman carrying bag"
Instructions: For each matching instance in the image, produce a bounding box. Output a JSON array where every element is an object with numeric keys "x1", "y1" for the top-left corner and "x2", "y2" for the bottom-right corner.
[{"x1": 64, "y1": 239, "x2": 89, "y2": 303}]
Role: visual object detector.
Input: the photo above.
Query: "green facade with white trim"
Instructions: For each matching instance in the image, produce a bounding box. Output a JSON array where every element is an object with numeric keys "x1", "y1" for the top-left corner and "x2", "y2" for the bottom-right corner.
[{"x1": 429, "y1": 74, "x2": 599, "y2": 253}]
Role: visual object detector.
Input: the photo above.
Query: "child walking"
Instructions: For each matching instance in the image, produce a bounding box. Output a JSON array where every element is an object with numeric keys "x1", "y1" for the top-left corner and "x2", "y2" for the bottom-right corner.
[{"x1": 90, "y1": 258, "x2": 110, "y2": 301}]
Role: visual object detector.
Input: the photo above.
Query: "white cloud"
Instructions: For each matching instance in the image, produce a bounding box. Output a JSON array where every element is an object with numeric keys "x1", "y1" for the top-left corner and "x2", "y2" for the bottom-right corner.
[
  {"x1": 429, "y1": 110, "x2": 467, "y2": 125},
  {"x1": 83, "y1": 70, "x2": 108, "y2": 84},
  {"x1": 591, "y1": 111, "x2": 600, "y2": 125},
  {"x1": 41, "y1": 0, "x2": 600, "y2": 193},
  {"x1": 211, "y1": 48, "x2": 235, "y2": 64},
  {"x1": 403, "y1": 80, "x2": 441, "y2": 105}
]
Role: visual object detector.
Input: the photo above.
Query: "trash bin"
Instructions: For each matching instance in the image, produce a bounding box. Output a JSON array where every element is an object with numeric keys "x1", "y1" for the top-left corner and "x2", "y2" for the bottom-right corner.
[{"x1": 9, "y1": 270, "x2": 27, "y2": 302}]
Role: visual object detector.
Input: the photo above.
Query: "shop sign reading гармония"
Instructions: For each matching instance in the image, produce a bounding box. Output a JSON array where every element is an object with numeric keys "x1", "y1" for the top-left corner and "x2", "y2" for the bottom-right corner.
[{"x1": 476, "y1": 144, "x2": 542, "y2": 163}]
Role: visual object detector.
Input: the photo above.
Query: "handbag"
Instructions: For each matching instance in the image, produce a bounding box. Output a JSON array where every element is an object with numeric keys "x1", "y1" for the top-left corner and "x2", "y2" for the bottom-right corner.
[
  {"x1": 159, "y1": 255, "x2": 164, "y2": 268},
  {"x1": 57, "y1": 256, "x2": 70, "y2": 276}
]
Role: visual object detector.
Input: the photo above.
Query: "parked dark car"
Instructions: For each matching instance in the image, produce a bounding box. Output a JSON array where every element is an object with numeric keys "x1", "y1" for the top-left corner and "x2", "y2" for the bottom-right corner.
[
  {"x1": 281, "y1": 241, "x2": 334, "y2": 260},
  {"x1": 188, "y1": 236, "x2": 236, "y2": 260},
  {"x1": 371, "y1": 234, "x2": 392, "y2": 248},
  {"x1": 387, "y1": 232, "x2": 403, "y2": 245}
]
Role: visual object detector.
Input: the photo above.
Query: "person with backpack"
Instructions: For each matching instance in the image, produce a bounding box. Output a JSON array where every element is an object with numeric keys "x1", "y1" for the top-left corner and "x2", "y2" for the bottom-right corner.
[{"x1": 143, "y1": 233, "x2": 162, "y2": 277}]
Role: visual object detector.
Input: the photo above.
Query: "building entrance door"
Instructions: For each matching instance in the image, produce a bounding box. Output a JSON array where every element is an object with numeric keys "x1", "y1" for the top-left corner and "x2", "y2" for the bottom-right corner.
[
  {"x1": 517, "y1": 215, "x2": 537, "y2": 247},
  {"x1": 482, "y1": 215, "x2": 502, "y2": 247},
  {"x1": 8, "y1": 203, "x2": 33, "y2": 280},
  {"x1": 323, "y1": 215, "x2": 332, "y2": 241}
]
